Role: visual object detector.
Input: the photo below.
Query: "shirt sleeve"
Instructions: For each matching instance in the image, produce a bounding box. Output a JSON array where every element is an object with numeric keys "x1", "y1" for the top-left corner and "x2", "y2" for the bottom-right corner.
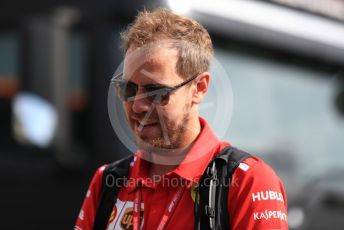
[
  {"x1": 74, "y1": 165, "x2": 107, "y2": 230},
  {"x1": 228, "y1": 157, "x2": 288, "y2": 230}
]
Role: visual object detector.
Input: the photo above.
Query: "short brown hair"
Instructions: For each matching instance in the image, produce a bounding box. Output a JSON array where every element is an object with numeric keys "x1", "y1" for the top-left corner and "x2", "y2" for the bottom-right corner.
[{"x1": 120, "y1": 8, "x2": 213, "y2": 79}]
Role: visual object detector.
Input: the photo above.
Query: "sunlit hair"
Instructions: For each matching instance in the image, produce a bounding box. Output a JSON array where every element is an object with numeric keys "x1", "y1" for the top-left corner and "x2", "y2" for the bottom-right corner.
[{"x1": 120, "y1": 8, "x2": 214, "y2": 79}]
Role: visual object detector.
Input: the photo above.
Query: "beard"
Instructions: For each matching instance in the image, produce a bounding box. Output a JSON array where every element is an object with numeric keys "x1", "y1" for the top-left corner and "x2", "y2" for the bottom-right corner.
[
  {"x1": 133, "y1": 104, "x2": 191, "y2": 153},
  {"x1": 135, "y1": 113, "x2": 189, "y2": 152}
]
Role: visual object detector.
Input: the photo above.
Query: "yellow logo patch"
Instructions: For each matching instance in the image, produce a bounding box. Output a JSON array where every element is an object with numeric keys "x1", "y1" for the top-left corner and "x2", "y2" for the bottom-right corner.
[
  {"x1": 190, "y1": 183, "x2": 198, "y2": 203},
  {"x1": 120, "y1": 207, "x2": 144, "y2": 230}
]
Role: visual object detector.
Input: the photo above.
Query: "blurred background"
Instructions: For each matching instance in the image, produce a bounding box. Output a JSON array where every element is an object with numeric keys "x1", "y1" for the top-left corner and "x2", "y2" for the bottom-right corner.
[{"x1": 1, "y1": 0, "x2": 344, "y2": 229}]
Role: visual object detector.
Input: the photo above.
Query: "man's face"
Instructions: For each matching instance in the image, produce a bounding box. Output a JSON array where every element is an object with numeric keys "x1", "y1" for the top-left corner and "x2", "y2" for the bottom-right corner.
[{"x1": 122, "y1": 47, "x2": 194, "y2": 151}]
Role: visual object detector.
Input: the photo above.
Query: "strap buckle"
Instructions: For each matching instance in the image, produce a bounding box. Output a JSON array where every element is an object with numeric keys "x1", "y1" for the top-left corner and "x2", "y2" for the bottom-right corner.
[
  {"x1": 206, "y1": 163, "x2": 217, "y2": 180},
  {"x1": 205, "y1": 205, "x2": 215, "y2": 218}
]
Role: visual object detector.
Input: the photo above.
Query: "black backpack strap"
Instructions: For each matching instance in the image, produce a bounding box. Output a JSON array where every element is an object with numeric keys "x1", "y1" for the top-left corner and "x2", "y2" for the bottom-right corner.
[
  {"x1": 194, "y1": 146, "x2": 252, "y2": 230},
  {"x1": 93, "y1": 155, "x2": 133, "y2": 230},
  {"x1": 217, "y1": 146, "x2": 252, "y2": 178}
]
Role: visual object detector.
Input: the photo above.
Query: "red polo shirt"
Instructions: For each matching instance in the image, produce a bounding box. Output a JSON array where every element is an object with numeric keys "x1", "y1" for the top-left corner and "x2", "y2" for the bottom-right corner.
[{"x1": 75, "y1": 118, "x2": 288, "y2": 230}]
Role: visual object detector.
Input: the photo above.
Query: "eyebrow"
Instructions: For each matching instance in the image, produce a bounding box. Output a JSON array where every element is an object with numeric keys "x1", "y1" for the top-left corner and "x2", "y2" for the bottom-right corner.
[
  {"x1": 123, "y1": 68, "x2": 173, "y2": 88},
  {"x1": 140, "y1": 69, "x2": 159, "y2": 81},
  {"x1": 117, "y1": 69, "x2": 172, "y2": 89},
  {"x1": 126, "y1": 81, "x2": 172, "y2": 89}
]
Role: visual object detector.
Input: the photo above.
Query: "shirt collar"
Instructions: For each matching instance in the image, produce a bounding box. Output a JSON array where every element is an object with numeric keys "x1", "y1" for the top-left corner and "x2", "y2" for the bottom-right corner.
[{"x1": 171, "y1": 117, "x2": 229, "y2": 182}]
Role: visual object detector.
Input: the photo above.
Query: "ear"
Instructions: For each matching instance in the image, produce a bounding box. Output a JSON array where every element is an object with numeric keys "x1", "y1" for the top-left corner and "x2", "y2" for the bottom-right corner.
[{"x1": 192, "y1": 72, "x2": 210, "y2": 104}]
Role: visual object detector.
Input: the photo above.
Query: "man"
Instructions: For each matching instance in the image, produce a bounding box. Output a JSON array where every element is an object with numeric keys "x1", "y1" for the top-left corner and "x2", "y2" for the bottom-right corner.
[{"x1": 75, "y1": 8, "x2": 288, "y2": 230}]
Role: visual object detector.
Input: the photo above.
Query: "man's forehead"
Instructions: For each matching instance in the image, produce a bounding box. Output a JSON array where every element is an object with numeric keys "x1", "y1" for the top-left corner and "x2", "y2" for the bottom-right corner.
[
  {"x1": 124, "y1": 45, "x2": 177, "y2": 64},
  {"x1": 123, "y1": 61, "x2": 165, "y2": 82},
  {"x1": 123, "y1": 47, "x2": 178, "y2": 82},
  {"x1": 123, "y1": 58, "x2": 166, "y2": 78}
]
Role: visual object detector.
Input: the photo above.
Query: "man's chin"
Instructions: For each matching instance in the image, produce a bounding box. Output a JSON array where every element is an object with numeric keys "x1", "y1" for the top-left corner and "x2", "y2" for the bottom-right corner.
[{"x1": 134, "y1": 136, "x2": 176, "y2": 152}]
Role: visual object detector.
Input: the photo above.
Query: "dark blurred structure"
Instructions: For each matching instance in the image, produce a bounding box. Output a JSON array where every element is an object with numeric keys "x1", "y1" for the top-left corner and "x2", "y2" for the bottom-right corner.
[
  {"x1": 1, "y1": 0, "x2": 344, "y2": 229},
  {"x1": 288, "y1": 170, "x2": 344, "y2": 230},
  {"x1": 0, "y1": 1, "x2": 157, "y2": 229}
]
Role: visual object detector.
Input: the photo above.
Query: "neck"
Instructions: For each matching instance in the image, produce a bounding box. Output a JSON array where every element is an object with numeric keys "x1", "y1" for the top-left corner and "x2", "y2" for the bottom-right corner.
[{"x1": 148, "y1": 116, "x2": 201, "y2": 179}]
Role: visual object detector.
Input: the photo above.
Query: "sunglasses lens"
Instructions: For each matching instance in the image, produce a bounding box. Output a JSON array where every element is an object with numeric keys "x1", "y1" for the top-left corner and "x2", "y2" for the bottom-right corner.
[
  {"x1": 114, "y1": 82, "x2": 137, "y2": 101},
  {"x1": 151, "y1": 90, "x2": 170, "y2": 105},
  {"x1": 114, "y1": 81, "x2": 171, "y2": 105},
  {"x1": 114, "y1": 82, "x2": 124, "y2": 100},
  {"x1": 123, "y1": 83, "x2": 137, "y2": 100}
]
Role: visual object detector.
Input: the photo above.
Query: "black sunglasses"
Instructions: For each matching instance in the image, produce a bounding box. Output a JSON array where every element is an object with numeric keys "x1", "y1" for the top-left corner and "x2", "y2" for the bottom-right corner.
[{"x1": 111, "y1": 72, "x2": 199, "y2": 105}]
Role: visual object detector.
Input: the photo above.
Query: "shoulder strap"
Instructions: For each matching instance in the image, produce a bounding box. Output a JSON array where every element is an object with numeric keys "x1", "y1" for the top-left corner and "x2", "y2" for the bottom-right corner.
[
  {"x1": 217, "y1": 146, "x2": 252, "y2": 176},
  {"x1": 93, "y1": 155, "x2": 133, "y2": 230},
  {"x1": 194, "y1": 146, "x2": 251, "y2": 230}
]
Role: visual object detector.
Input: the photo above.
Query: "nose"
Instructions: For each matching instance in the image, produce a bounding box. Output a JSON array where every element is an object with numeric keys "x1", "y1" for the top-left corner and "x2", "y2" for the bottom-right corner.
[{"x1": 131, "y1": 87, "x2": 152, "y2": 114}]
